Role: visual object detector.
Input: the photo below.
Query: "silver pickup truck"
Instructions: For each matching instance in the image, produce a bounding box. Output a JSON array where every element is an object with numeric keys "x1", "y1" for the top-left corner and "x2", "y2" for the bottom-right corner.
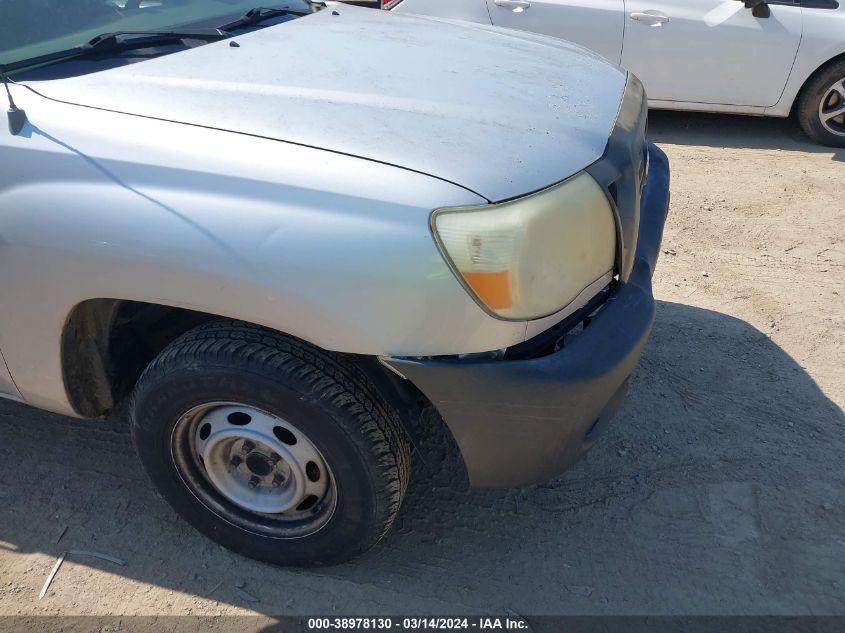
[{"x1": 0, "y1": 0, "x2": 669, "y2": 565}]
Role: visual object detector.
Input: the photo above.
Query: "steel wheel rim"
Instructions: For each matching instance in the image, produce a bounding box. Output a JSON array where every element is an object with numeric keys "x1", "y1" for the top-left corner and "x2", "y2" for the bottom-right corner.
[
  {"x1": 170, "y1": 402, "x2": 337, "y2": 538},
  {"x1": 819, "y1": 78, "x2": 845, "y2": 137}
]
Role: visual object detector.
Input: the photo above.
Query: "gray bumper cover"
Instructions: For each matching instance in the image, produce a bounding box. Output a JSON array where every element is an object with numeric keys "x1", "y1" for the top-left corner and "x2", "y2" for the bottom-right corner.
[{"x1": 384, "y1": 144, "x2": 671, "y2": 488}]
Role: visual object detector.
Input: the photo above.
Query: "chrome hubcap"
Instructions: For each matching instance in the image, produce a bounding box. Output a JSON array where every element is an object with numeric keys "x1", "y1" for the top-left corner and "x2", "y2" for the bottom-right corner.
[
  {"x1": 819, "y1": 78, "x2": 845, "y2": 137},
  {"x1": 175, "y1": 403, "x2": 335, "y2": 529}
]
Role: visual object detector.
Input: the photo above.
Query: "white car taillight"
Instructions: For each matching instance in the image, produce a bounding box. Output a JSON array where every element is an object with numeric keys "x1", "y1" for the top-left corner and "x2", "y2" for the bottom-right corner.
[{"x1": 381, "y1": 0, "x2": 406, "y2": 8}]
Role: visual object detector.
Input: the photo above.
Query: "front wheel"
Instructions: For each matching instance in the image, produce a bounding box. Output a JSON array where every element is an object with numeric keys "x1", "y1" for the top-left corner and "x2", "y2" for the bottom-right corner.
[
  {"x1": 797, "y1": 61, "x2": 845, "y2": 148},
  {"x1": 130, "y1": 321, "x2": 411, "y2": 566}
]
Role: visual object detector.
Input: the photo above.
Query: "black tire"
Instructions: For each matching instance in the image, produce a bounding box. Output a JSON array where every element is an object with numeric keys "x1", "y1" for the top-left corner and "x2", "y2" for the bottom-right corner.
[
  {"x1": 129, "y1": 320, "x2": 411, "y2": 566},
  {"x1": 797, "y1": 60, "x2": 845, "y2": 148}
]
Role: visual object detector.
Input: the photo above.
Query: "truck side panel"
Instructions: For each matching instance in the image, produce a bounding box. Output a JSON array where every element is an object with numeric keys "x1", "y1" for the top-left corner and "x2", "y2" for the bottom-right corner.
[{"x1": 0, "y1": 92, "x2": 532, "y2": 416}]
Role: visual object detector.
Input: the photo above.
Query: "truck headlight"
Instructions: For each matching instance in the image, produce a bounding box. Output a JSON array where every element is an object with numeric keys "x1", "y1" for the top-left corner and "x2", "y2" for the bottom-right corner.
[{"x1": 432, "y1": 171, "x2": 616, "y2": 320}]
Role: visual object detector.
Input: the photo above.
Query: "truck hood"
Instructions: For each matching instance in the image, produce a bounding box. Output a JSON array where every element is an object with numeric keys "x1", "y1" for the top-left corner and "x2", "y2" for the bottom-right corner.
[{"x1": 31, "y1": 4, "x2": 627, "y2": 202}]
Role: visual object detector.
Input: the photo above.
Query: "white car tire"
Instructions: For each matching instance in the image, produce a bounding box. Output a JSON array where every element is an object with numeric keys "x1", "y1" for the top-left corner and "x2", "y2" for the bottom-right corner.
[{"x1": 797, "y1": 60, "x2": 845, "y2": 148}]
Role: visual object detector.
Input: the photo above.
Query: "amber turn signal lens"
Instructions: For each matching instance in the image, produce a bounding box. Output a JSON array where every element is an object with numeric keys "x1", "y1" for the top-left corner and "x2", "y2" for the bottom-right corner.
[{"x1": 461, "y1": 270, "x2": 512, "y2": 310}]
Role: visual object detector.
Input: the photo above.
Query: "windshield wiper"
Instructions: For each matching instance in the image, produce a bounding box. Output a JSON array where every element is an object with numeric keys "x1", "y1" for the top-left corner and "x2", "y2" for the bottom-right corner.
[
  {"x1": 218, "y1": 6, "x2": 313, "y2": 32},
  {"x1": 4, "y1": 4, "x2": 319, "y2": 74},
  {"x1": 3, "y1": 29, "x2": 227, "y2": 73}
]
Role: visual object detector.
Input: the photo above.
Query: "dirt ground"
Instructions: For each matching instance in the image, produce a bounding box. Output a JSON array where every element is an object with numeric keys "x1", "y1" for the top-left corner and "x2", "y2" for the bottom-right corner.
[{"x1": 0, "y1": 111, "x2": 843, "y2": 620}]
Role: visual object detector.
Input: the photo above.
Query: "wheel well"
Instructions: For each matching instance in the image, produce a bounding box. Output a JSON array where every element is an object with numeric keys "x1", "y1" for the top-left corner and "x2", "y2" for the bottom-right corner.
[
  {"x1": 61, "y1": 299, "x2": 215, "y2": 417},
  {"x1": 60, "y1": 300, "x2": 470, "y2": 487},
  {"x1": 351, "y1": 357, "x2": 470, "y2": 490},
  {"x1": 793, "y1": 52, "x2": 845, "y2": 114}
]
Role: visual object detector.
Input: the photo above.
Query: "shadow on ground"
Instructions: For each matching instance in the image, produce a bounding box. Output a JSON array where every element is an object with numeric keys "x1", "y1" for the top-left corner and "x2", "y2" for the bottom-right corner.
[
  {"x1": 0, "y1": 302, "x2": 843, "y2": 617},
  {"x1": 648, "y1": 110, "x2": 845, "y2": 160}
]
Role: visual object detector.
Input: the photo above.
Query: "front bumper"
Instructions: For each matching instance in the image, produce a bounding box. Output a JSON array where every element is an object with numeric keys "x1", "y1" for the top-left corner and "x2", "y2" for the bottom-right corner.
[{"x1": 384, "y1": 144, "x2": 670, "y2": 488}]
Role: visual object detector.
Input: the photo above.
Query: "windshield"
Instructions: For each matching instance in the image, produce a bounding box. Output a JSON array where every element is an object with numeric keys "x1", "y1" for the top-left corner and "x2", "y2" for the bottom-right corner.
[{"x1": 0, "y1": 0, "x2": 312, "y2": 68}]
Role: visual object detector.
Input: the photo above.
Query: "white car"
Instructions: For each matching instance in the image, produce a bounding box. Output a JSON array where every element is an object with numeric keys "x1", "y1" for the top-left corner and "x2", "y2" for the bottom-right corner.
[{"x1": 385, "y1": 0, "x2": 845, "y2": 146}]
